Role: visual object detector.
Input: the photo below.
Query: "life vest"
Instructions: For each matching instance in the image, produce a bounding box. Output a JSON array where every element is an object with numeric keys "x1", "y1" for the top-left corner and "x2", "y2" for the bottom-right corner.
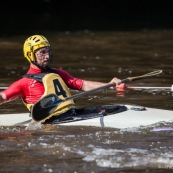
[{"x1": 22, "y1": 72, "x2": 75, "y2": 122}]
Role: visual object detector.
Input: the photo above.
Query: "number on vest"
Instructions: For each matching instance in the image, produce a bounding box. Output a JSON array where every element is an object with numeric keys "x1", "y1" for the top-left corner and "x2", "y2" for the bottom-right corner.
[{"x1": 53, "y1": 79, "x2": 67, "y2": 97}]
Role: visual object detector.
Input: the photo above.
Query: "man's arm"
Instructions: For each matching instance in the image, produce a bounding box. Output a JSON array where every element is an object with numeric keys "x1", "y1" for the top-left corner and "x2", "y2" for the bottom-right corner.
[{"x1": 82, "y1": 77, "x2": 122, "y2": 91}]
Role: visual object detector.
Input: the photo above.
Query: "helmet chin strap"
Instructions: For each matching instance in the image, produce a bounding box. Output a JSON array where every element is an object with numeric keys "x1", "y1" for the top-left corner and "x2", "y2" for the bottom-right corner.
[{"x1": 32, "y1": 61, "x2": 49, "y2": 70}]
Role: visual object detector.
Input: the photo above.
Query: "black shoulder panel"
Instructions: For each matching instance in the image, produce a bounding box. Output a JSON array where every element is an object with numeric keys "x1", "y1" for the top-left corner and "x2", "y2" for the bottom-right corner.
[{"x1": 22, "y1": 68, "x2": 58, "y2": 83}]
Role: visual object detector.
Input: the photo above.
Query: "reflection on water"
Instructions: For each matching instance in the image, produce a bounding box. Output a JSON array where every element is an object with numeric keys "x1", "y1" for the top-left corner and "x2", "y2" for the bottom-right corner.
[{"x1": 0, "y1": 30, "x2": 173, "y2": 172}]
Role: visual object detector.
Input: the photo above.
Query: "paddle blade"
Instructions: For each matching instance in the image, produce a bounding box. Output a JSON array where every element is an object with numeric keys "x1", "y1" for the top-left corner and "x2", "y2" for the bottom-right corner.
[{"x1": 31, "y1": 93, "x2": 62, "y2": 121}]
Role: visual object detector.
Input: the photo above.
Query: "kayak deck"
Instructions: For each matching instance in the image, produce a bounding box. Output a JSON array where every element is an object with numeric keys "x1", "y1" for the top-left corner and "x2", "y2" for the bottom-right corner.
[
  {"x1": 61, "y1": 105, "x2": 173, "y2": 128},
  {"x1": 0, "y1": 104, "x2": 173, "y2": 129},
  {"x1": 43, "y1": 104, "x2": 128, "y2": 124}
]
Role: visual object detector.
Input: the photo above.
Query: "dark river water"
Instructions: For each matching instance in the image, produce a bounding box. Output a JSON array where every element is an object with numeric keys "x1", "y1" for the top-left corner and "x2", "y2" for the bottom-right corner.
[{"x1": 0, "y1": 30, "x2": 173, "y2": 172}]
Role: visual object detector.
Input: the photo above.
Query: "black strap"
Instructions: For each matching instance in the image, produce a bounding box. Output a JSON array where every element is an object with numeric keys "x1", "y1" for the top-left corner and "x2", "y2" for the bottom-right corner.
[
  {"x1": 22, "y1": 68, "x2": 58, "y2": 83},
  {"x1": 23, "y1": 73, "x2": 47, "y2": 83}
]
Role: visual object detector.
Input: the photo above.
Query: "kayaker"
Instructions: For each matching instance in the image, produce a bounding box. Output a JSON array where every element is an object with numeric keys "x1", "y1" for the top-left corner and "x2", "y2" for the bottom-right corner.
[{"x1": 0, "y1": 35, "x2": 124, "y2": 123}]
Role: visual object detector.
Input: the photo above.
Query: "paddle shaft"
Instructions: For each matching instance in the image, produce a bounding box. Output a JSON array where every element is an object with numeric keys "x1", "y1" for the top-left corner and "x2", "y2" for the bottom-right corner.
[
  {"x1": 55, "y1": 70, "x2": 162, "y2": 103},
  {"x1": 63, "y1": 78, "x2": 135, "y2": 102},
  {"x1": 64, "y1": 83, "x2": 115, "y2": 102}
]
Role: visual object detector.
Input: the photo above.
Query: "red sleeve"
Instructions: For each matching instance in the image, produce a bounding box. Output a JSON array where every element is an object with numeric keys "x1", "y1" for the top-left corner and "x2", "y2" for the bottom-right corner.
[
  {"x1": 2, "y1": 78, "x2": 44, "y2": 104},
  {"x1": 54, "y1": 69, "x2": 84, "y2": 90},
  {"x1": 2, "y1": 79, "x2": 24, "y2": 101}
]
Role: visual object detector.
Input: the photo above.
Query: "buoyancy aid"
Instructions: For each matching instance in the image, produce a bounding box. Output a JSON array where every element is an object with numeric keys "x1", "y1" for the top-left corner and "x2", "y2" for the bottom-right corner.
[{"x1": 23, "y1": 71, "x2": 75, "y2": 122}]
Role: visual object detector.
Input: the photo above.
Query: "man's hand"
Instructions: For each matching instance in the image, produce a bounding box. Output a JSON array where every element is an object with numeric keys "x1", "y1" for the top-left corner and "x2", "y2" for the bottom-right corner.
[{"x1": 109, "y1": 77, "x2": 122, "y2": 90}]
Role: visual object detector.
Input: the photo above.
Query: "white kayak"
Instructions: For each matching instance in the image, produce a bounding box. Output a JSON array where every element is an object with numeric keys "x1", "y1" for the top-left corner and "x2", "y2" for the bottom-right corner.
[{"x1": 0, "y1": 104, "x2": 173, "y2": 129}]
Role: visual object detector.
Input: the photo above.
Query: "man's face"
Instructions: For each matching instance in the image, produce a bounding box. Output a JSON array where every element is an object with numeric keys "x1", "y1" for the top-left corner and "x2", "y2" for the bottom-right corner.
[{"x1": 34, "y1": 47, "x2": 52, "y2": 68}]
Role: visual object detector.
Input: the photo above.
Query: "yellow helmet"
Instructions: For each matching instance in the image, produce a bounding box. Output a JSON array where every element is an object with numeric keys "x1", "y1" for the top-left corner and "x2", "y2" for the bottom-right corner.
[{"x1": 23, "y1": 35, "x2": 50, "y2": 62}]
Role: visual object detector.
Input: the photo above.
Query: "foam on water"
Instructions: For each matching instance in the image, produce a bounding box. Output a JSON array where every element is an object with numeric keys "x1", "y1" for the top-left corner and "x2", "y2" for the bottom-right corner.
[{"x1": 81, "y1": 147, "x2": 173, "y2": 168}]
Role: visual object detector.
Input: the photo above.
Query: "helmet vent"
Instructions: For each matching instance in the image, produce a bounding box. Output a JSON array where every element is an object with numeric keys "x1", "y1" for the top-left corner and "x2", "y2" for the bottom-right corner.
[{"x1": 35, "y1": 39, "x2": 40, "y2": 43}]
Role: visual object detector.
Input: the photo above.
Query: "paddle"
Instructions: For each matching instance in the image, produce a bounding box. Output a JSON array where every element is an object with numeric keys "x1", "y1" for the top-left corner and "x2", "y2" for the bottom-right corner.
[{"x1": 31, "y1": 70, "x2": 162, "y2": 121}]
